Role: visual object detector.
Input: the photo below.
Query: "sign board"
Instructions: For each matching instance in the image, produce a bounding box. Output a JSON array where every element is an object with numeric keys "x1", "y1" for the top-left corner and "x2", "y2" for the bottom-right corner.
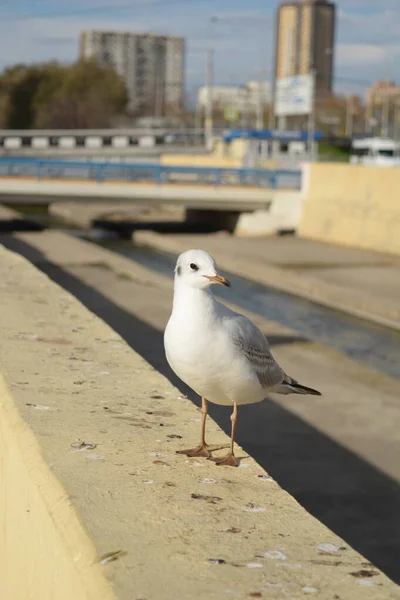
[
  {"x1": 274, "y1": 74, "x2": 314, "y2": 117},
  {"x1": 223, "y1": 128, "x2": 323, "y2": 143},
  {"x1": 224, "y1": 106, "x2": 239, "y2": 122}
]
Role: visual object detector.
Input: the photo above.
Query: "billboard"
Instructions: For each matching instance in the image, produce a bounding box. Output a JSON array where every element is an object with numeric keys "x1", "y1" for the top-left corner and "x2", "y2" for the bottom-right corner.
[{"x1": 274, "y1": 74, "x2": 314, "y2": 117}]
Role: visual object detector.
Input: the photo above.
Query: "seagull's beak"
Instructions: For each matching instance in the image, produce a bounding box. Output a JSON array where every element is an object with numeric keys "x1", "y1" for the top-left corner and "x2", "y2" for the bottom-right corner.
[{"x1": 204, "y1": 274, "x2": 231, "y2": 288}]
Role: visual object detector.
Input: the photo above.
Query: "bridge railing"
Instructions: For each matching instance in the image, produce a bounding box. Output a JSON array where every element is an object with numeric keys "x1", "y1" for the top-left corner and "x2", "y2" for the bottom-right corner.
[{"x1": 0, "y1": 157, "x2": 301, "y2": 189}]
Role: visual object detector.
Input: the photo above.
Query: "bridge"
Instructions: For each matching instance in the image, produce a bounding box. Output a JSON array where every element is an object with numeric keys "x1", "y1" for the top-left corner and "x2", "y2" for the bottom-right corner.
[{"x1": 0, "y1": 157, "x2": 302, "y2": 234}]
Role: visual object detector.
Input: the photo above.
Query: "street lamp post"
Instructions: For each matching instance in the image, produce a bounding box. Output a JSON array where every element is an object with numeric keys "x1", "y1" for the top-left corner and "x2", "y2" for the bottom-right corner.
[
  {"x1": 211, "y1": 14, "x2": 270, "y2": 130},
  {"x1": 381, "y1": 93, "x2": 390, "y2": 137},
  {"x1": 394, "y1": 99, "x2": 400, "y2": 142},
  {"x1": 307, "y1": 68, "x2": 316, "y2": 161},
  {"x1": 205, "y1": 47, "x2": 214, "y2": 151},
  {"x1": 345, "y1": 96, "x2": 353, "y2": 138}
]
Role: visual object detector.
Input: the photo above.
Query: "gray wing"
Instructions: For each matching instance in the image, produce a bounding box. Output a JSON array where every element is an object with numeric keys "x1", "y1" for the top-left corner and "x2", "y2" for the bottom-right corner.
[{"x1": 226, "y1": 314, "x2": 285, "y2": 388}]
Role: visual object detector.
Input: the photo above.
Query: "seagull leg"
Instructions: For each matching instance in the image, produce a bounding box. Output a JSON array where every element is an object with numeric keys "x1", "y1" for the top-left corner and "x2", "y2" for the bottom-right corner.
[
  {"x1": 215, "y1": 402, "x2": 239, "y2": 467},
  {"x1": 176, "y1": 396, "x2": 212, "y2": 458}
]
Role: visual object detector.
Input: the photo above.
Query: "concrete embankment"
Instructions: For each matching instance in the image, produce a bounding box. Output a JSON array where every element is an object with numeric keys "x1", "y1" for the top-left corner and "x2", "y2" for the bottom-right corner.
[
  {"x1": 0, "y1": 204, "x2": 42, "y2": 231},
  {"x1": 1, "y1": 233, "x2": 400, "y2": 599},
  {"x1": 133, "y1": 231, "x2": 400, "y2": 331},
  {"x1": 299, "y1": 163, "x2": 400, "y2": 256}
]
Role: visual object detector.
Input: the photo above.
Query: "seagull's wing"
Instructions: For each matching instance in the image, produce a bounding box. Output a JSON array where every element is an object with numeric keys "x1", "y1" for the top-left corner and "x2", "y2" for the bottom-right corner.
[{"x1": 225, "y1": 313, "x2": 285, "y2": 388}]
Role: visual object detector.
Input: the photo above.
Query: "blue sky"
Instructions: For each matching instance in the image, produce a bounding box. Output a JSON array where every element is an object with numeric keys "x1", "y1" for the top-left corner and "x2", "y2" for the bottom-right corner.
[{"x1": 0, "y1": 0, "x2": 399, "y2": 98}]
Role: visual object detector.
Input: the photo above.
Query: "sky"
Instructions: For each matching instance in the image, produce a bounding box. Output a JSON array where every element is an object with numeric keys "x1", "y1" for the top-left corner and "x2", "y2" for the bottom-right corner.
[{"x1": 0, "y1": 0, "x2": 399, "y2": 98}]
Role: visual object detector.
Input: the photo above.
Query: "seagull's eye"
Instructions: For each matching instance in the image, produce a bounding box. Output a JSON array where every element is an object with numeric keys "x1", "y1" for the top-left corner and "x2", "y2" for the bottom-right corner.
[{"x1": 190, "y1": 263, "x2": 199, "y2": 271}]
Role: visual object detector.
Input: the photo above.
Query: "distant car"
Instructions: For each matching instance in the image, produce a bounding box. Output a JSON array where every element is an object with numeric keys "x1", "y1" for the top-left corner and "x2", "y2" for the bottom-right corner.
[{"x1": 350, "y1": 137, "x2": 400, "y2": 166}]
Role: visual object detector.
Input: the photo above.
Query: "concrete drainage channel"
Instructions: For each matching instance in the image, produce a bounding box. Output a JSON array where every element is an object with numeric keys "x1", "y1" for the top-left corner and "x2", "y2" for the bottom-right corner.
[{"x1": 92, "y1": 237, "x2": 400, "y2": 381}]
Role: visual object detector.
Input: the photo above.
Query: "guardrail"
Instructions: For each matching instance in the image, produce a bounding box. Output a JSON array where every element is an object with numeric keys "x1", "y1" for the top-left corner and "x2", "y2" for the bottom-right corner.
[{"x1": 0, "y1": 157, "x2": 301, "y2": 190}]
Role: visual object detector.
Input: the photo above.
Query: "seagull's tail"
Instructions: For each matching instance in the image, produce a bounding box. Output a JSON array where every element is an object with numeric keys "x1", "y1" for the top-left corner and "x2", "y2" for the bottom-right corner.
[{"x1": 277, "y1": 376, "x2": 321, "y2": 396}]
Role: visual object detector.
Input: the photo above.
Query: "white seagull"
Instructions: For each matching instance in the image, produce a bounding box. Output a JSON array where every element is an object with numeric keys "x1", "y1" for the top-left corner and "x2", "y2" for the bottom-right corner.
[{"x1": 164, "y1": 249, "x2": 321, "y2": 467}]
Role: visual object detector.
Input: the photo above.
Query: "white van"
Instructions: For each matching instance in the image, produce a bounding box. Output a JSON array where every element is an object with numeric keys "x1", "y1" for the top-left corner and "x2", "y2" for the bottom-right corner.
[{"x1": 350, "y1": 137, "x2": 400, "y2": 166}]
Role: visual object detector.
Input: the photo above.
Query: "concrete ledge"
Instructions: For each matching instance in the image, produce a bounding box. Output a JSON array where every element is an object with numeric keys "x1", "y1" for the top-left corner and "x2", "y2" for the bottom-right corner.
[
  {"x1": 0, "y1": 376, "x2": 115, "y2": 600},
  {"x1": 133, "y1": 231, "x2": 400, "y2": 331},
  {"x1": 0, "y1": 243, "x2": 398, "y2": 599},
  {"x1": 299, "y1": 163, "x2": 400, "y2": 256}
]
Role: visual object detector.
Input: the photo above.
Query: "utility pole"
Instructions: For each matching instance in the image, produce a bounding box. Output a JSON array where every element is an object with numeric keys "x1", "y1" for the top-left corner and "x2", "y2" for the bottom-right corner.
[
  {"x1": 345, "y1": 96, "x2": 353, "y2": 138},
  {"x1": 307, "y1": 68, "x2": 316, "y2": 161},
  {"x1": 394, "y1": 99, "x2": 400, "y2": 142},
  {"x1": 364, "y1": 99, "x2": 372, "y2": 135},
  {"x1": 205, "y1": 48, "x2": 214, "y2": 151},
  {"x1": 194, "y1": 88, "x2": 202, "y2": 140},
  {"x1": 256, "y1": 37, "x2": 268, "y2": 130},
  {"x1": 381, "y1": 93, "x2": 390, "y2": 137},
  {"x1": 211, "y1": 13, "x2": 270, "y2": 132},
  {"x1": 256, "y1": 73, "x2": 264, "y2": 130}
]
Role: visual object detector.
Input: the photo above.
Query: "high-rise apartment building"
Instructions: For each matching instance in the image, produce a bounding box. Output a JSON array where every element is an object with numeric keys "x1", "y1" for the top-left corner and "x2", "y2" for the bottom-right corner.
[
  {"x1": 274, "y1": 0, "x2": 335, "y2": 94},
  {"x1": 80, "y1": 31, "x2": 185, "y2": 113}
]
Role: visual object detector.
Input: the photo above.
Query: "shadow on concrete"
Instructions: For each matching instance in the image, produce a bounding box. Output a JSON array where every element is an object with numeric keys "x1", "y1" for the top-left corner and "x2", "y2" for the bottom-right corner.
[
  {"x1": 92, "y1": 219, "x2": 225, "y2": 238},
  {"x1": 2, "y1": 233, "x2": 400, "y2": 585},
  {"x1": 93, "y1": 209, "x2": 241, "y2": 238},
  {"x1": 0, "y1": 218, "x2": 43, "y2": 233}
]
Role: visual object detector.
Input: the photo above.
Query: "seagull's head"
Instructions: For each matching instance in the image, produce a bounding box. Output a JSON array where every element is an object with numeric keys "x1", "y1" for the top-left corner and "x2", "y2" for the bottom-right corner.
[{"x1": 174, "y1": 249, "x2": 231, "y2": 290}]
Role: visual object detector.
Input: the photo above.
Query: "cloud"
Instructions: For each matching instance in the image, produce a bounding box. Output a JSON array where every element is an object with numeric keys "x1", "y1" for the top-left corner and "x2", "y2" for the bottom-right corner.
[
  {"x1": 1, "y1": 0, "x2": 400, "y2": 95},
  {"x1": 338, "y1": 8, "x2": 400, "y2": 44},
  {"x1": 340, "y1": 0, "x2": 399, "y2": 10},
  {"x1": 337, "y1": 44, "x2": 391, "y2": 67},
  {"x1": 0, "y1": 3, "x2": 274, "y2": 87}
]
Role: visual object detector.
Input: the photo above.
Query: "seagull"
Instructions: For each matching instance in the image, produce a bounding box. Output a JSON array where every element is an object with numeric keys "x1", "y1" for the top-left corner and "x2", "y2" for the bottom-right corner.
[{"x1": 164, "y1": 249, "x2": 321, "y2": 467}]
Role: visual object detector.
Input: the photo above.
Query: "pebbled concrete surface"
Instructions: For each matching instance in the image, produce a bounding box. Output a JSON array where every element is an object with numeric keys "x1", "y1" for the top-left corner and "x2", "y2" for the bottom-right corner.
[
  {"x1": 0, "y1": 236, "x2": 400, "y2": 599},
  {"x1": 1, "y1": 231, "x2": 400, "y2": 596}
]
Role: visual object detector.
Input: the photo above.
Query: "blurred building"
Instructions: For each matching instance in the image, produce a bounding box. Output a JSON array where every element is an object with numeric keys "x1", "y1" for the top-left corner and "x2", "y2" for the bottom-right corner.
[
  {"x1": 197, "y1": 81, "x2": 270, "y2": 112},
  {"x1": 366, "y1": 80, "x2": 400, "y2": 106},
  {"x1": 365, "y1": 80, "x2": 400, "y2": 136},
  {"x1": 274, "y1": 0, "x2": 336, "y2": 94},
  {"x1": 80, "y1": 31, "x2": 185, "y2": 114}
]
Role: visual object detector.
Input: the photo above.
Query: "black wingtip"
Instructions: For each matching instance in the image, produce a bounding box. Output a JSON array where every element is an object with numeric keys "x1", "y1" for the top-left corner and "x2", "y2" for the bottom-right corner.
[
  {"x1": 294, "y1": 383, "x2": 322, "y2": 396},
  {"x1": 285, "y1": 379, "x2": 322, "y2": 396}
]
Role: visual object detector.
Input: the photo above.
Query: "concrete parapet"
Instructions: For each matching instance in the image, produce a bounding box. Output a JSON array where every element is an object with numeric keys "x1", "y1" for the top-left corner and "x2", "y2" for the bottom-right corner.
[
  {"x1": 160, "y1": 153, "x2": 241, "y2": 168},
  {"x1": 235, "y1": 191, "x2": 303, "y2": 236},
  {"x1": 299, "y1": 163, "x2": 400, "y2": 255},
  {"x1": 0, "y1": 376, "x2": 116, "y2": 600},
  {"x1": 0, "y1": 241, "x2": 399, "y2": 599}
]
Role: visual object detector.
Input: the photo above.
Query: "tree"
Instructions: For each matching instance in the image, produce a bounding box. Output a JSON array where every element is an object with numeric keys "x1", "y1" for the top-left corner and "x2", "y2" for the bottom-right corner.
[
  {"x1": 34, "y1": 59, "x2": 127, "y2": 128},
  {"x1": 0, "y1": 64, "x2": 46, "y2": 128},
  {"x1": 0, "y1": 59, "x2": 128, "y2": 129}
]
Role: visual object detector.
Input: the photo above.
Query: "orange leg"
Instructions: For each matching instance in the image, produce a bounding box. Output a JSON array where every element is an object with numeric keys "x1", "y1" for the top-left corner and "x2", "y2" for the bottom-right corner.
[
  {"x1": 176, "y1": 397, "x2": 212, "y2": 458},
  {"x1": 214, "y1": 402, "x2": 239, "y2": 467}
]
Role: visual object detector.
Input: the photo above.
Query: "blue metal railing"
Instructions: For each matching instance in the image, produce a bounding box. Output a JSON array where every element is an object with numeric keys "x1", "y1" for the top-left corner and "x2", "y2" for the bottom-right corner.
[{"x1": 0, "y1": 157, "x2": 302, "y2": 190}]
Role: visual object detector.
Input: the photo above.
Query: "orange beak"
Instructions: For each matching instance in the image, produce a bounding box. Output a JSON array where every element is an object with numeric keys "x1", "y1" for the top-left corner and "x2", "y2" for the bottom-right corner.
[{"x1": 204, "y1": 274, "x2": 231, "y2": 288}]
